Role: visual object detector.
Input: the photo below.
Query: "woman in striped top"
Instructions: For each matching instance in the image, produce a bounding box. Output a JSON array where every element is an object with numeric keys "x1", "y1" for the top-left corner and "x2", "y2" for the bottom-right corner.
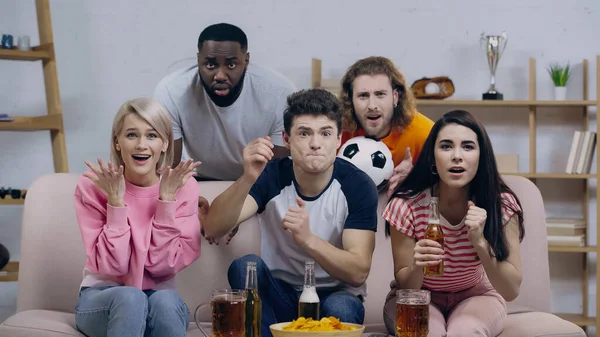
[{"x1": 382, "y1": 110, "x2": 525, "y2": 336}]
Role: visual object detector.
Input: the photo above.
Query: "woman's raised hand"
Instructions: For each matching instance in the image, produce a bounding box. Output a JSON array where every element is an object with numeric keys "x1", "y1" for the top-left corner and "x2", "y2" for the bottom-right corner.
[
  {"x1": 84, "y1": 158, "x2": 125, "y2": 207},
  {"x1": 159, "y1": 159, "x2": 201, "y2": 201}
]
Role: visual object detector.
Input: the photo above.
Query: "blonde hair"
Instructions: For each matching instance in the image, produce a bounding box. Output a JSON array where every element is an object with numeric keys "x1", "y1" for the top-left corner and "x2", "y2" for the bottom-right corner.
[
  {"x1": 110, "y1": 98, "x2": 174, "y2": 174},
  {"x1": 340, "y1": 56, "x2": 417, "y2": 133}
]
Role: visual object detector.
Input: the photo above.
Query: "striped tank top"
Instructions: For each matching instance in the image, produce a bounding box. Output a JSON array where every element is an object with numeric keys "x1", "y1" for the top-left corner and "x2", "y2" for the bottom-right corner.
[{"x1": 382, "y1": 189, "x2": 520, "y2": 292}]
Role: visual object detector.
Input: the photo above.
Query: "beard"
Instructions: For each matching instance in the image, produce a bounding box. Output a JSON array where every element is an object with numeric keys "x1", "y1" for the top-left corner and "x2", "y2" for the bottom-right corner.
[
  {"x1": 356, "y1": 112, "x2": 393, "y2": 139},
  {"x1": 199, "y1": 70, "x2": 247, "y2": 108}
]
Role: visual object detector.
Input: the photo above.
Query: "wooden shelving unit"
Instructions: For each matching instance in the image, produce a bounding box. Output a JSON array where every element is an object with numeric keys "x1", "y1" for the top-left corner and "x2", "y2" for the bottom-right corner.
[
  {"x1": 520, "y1": 56, "x2": 600, "y2": 331},
  {"x1": 312, "y1": 56, "x2": 600, "y2": 329},
  {"x1": 0, "y1": 0, "x2": 69, "y2": 280}
]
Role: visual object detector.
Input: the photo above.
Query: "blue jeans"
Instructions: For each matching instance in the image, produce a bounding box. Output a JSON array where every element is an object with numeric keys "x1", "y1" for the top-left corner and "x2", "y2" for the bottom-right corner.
[
  {"x1": 74, "y1": 286, "x2": 190, "y2": 337},
  {"x1": 228, "y1": 254, "x2": 365, "y2": 337}
]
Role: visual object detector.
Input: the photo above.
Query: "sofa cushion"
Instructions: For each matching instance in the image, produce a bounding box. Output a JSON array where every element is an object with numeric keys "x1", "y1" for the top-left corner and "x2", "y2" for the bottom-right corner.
[
  {"x1": 1, "y1": 310, "x2": 584, "y2": 337},
  {"x1": 498, "y1": 312, "x2": 586, "y2": 337},
  {"x1": 0, "y1": 310, "x2": 83, "y2": 336},
  {"x1": 0, "y1": 311, "x2": 378, "y2": 337}
]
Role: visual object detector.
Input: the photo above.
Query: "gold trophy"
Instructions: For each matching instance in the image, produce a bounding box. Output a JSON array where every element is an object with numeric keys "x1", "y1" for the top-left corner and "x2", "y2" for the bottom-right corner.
[{"x1": 480, "y1": 31, "x2": 508, "y2": 100}]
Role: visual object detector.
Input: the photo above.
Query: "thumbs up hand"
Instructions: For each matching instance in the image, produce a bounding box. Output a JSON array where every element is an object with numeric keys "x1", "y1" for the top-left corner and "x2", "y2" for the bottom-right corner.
[{"x1": 282, "y1": 196, "x2": 314, "y2": 248}]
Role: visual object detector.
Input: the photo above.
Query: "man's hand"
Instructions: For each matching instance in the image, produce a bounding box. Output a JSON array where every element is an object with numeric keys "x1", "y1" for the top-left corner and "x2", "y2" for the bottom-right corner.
[
  {"x1": 243, "y1": 136, "x2": 274, "y2": 182},
  {"x1": 198, "y1": 196, "x2": 218, "y2": 244},
  {"x1": 202, "y1": 227, "x2": 239, "y2": 245},
  {"x1": 198, "y1": 196, "x2": 209, "y2": 223},
  {"x1": 282, "y1": 197, "x2": 315, "y2": 248},
  {"x1": 199, "y1": 196, "x2": 241, "y2": 245},
  {"x1": 224, "y1": 225, "x2": 240, "y2": 245},
  {"x1": 387, "y1": 147, "x2": 413, "y2": 198}
]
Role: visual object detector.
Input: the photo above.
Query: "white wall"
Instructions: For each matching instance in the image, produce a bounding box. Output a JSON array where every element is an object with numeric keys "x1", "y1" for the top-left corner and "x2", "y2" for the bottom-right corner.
[{"x1": 0, "y1": 0, "x2": 599, "y2": 333}]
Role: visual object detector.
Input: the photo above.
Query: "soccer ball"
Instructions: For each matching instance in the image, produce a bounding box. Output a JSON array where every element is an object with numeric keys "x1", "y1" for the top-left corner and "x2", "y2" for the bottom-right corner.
[{"x1": 338, "y1": 136, "x2": 394, "y2": 190}]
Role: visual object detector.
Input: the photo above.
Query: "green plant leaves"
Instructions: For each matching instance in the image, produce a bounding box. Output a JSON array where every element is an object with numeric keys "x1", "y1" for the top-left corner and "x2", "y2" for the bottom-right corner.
[{"x1": 547, "y1": 63, "x2": 571, "y2": 86}]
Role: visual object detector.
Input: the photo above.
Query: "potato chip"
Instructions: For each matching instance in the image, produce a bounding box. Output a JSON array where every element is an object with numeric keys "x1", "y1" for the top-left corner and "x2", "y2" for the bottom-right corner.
[{"x1": 282, "y1": 316, "x2": 358, "y2": 332}]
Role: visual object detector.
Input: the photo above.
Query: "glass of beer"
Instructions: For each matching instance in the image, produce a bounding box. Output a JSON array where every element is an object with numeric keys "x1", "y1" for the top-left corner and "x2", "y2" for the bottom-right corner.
[
  {"x1": 396, "y1": 289, "x2": 430, "y2": 337},
  {"x1": 195, "y1": 289, "x2": 247, "y2": 337}
]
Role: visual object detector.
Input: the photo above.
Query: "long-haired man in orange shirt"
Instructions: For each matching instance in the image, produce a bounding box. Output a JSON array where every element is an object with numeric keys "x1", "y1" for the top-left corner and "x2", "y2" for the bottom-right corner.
[{"x1": 339, "y1": 56, "x2": 434, "y2": 197}]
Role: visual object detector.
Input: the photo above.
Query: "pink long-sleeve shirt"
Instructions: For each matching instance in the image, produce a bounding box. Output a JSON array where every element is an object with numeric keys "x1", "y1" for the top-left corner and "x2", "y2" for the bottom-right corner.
[{"x1": 74, "y1": 173, "x2": 201, "y2": 290}]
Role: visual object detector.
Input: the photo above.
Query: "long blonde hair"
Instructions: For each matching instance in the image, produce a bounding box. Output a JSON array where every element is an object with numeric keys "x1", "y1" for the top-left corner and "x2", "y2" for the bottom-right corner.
[{"x1": 110, "y1": 98, "x2": 174, "y2": 174}]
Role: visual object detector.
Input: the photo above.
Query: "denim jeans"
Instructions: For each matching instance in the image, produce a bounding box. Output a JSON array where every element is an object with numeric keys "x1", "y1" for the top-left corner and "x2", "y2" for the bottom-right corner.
[
  {"x1": 228, "y1": 254, "x2": 365, "y2": 337},
  {"x1": 74, "y1": 286, "x2": 190, "y2": 337}
]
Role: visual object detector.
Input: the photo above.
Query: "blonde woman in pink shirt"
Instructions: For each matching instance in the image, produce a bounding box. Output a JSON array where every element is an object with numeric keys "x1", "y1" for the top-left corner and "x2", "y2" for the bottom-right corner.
[{"x1": 73, "y1": 98, "x2": 201, "y2": 337}]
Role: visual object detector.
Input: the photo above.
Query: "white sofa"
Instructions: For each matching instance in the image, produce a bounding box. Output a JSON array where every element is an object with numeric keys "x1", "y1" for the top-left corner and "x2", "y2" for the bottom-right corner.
[{"x1": 0, "y1": 173, "x2": 586, "y2": 336}]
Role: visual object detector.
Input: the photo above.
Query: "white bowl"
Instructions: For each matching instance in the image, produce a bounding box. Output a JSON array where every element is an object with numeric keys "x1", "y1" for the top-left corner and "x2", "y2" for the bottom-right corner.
[{"x1": 269, "y1": 322, "x2": 365, "y2": 337}]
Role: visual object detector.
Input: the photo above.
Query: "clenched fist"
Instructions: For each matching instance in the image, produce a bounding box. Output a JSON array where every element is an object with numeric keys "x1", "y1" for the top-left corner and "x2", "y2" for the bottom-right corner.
[{"x1": 242, "y1": 137, "x2": 274, "y2": 182}]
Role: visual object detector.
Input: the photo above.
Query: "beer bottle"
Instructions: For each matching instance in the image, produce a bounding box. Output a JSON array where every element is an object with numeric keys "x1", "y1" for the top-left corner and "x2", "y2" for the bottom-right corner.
[
  {"x1": 245, "y1": 261, "x2": 261, "y2": 337},
  {"x1": 298, "y1": 260, "x2": 320, "y2": 320},
  {"x1": 424, "y1": 197, "x2": 444, "y2": 276}
]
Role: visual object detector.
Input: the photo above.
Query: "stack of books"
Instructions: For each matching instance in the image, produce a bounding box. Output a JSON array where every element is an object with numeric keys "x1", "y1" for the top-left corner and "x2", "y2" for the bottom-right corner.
[
  {"x1": 546, "y1": 218, "x2": 586, "y2": 247},
  {"x1": 565, "y1": 131, "x2": 597, "y2": 174}
]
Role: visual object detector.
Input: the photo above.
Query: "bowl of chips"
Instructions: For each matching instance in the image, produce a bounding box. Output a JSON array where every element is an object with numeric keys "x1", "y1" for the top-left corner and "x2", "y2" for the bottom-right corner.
[{"x1": 270, "y1": 316, "x2": 365, "y2": 337}]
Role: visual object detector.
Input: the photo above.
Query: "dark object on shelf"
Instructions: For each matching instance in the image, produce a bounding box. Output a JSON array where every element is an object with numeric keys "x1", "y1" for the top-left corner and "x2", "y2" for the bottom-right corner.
[
  {"x1": 0, "y1": 114, "x2": 15, "y2": 122},
  {"x1": 0, "y1": 188, "x2": 26, "y2": 199},
  {"x1": 1, "y1": 34, "x2": 13, "y2": 49},
  {"x1": 482, "y1": 91, "x2": 504, "y2": 100},
  {"x1": 411, "y1": 76, "x2": 455, "y2": 99},
  {"x1": 0, "y1": 243, "x2": 9, "y2": 270}
]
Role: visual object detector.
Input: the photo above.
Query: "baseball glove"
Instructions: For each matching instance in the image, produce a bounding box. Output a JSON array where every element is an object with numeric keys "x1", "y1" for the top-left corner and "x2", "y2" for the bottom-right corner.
[{"x1": 411, "y1": 76, "x2": 455, "y2": 99}]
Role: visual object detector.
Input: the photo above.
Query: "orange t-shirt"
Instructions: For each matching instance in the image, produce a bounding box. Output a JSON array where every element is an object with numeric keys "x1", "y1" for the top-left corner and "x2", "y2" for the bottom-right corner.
[{"x1": 340, "y1": 111, "x2": 434, "y2": 167}]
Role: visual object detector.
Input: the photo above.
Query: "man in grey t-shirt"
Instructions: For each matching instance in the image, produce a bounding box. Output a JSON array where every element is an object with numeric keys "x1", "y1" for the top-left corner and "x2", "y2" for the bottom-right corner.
[{"x1": 154, "y1": 22, "x2": 296, "y2": 181}]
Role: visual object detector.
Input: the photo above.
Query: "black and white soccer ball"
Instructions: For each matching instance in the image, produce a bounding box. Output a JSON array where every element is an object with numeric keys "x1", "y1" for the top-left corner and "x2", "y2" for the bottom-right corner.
[{"x1": 337, "y1": 136, "x2": 394, "y2": 190}]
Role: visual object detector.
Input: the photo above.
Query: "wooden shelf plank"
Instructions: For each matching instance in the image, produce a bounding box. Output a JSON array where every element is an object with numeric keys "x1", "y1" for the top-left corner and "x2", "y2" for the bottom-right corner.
[
  {"x1": 318, "y1": 84, "x2": 597, "y2": 108},
  {"x1": 502, "y1": 173, "x2": 596, "y2": 179},
  {"x1": 316, "y1": 76, "x2": 597, "y2": 108},
  {"x1": 0, "y1": 46, "x2": 50, "y2": 61},
  {"x1": 416, "y1": 99, "x2": 597, "y2": 107},
  {"x1": 0, "y1": 261, "x2": 19, "y2": 282},
  {"x1": 0, "y1": 115, "x2": 62, "y2": 131},
  {"x1": 317, "y1": 80, "x2": 597, "y2": 108},
  {"x1": 0, "y1": 197, "x2": 24, "y2": 205},
  {"x1": 554, "y1": 313, "x2": 596, "y2": 326},
  {"x1": 549, "y1": 245, "x2": 597, "y2": 253}
]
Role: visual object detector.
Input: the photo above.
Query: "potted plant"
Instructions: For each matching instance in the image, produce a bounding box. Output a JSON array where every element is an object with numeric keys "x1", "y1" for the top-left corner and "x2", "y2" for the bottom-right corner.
[{"x1": 547, "y1": 62, "x2": 571, "y2": 100}]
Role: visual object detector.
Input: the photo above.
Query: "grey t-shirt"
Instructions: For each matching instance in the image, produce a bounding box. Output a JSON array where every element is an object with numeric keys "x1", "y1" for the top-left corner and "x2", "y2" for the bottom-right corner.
[{"x1": 154, "y1": 63, "x2": 297, "y2": 181}]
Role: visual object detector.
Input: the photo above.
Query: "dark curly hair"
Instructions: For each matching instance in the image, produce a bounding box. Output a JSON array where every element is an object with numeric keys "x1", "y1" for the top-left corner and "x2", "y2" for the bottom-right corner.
[
  {"x1": 284, "y1": 88, "x2": 342, "y2": 135},
  {"x1": 340, "y1": 56, "x2": 417, "y2": 133}
]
